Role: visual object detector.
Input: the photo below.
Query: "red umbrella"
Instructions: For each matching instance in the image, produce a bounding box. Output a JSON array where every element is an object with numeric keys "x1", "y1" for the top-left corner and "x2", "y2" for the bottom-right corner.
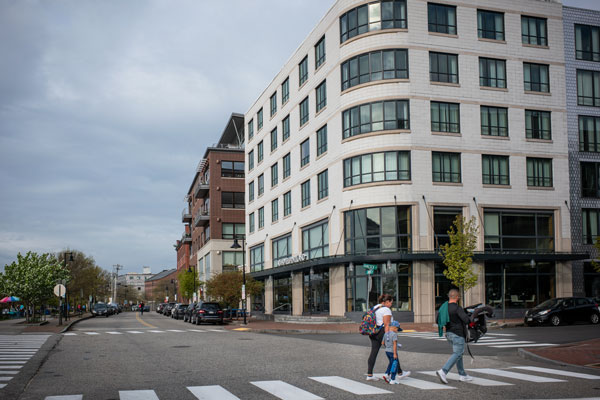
[{"x1": 0, "y1": 296, "x2": 20, "y2": 303}]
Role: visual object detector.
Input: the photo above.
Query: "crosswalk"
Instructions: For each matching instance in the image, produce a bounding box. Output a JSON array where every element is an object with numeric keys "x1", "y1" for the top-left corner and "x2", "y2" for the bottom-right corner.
[
  {"x1": 0, "y1": 334, "x2": 50, "y2": 389},
  {"x1": 43, "y1": 365, "x2": 600, "y2": 399},
  {"x1": 400, "y1": 331, "x2": 557, "y2": 348},
  {"x1": 63, "y1": 328, "x2": 228, "y2": 337}
]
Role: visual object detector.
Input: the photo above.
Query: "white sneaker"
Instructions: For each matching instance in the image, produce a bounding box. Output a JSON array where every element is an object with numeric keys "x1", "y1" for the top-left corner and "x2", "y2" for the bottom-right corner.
[
  {"x1": 436, "y1": 369, "x2": 448, "y2": 384},
  {"x1": 389, "y1": 379, "x2": 400, "y2": 384},
  {"x1": 366, "y1": 375, "x2": 379, "y2": 381},
  {"x1": 382, "y1": 374, "x2": 390, "y2": 383},
  {"x1": 459, "y1": 375, "x2": 474, "y2": 382},
  {"x1": 398, "y1": 371, "x2": 411, "y2": 379}
]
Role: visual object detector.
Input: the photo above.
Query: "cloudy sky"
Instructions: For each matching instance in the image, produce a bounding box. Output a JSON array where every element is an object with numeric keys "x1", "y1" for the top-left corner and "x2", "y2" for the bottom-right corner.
[{"x1": 0, "y1": 0, "x2": 598, "y2": 275}]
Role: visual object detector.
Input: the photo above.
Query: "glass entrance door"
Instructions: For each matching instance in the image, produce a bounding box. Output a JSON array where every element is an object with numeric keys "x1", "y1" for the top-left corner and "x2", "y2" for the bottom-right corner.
[{"x1": 303, "y1": 271, "x2": 330, "y2": 314}]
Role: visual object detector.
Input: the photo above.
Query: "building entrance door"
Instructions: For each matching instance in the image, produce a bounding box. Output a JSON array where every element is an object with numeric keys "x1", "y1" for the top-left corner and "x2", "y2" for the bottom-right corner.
[{"x1": 303, "y1": 271, "x2": 329, "y2": 314}]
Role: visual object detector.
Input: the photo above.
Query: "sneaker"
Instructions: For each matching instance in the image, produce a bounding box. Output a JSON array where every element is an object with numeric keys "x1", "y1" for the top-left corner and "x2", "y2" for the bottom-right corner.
[
  {"x1": 382, "y1": 374, "x2": 390, "y2": 383},
  {"x1": 389, "y1": 379, "x2": 400, "y2": 384},
  {"x1": 459, "y1": 375, "x2": 474, "y2": 382},
  {"x1": 436, "y1": 369, "x2": 448, "y2": 384},
  {"x1": 366, "y1": 375, "x2": 379, "y2": 381},
  {"x1": 398, "y1": 371, "x2": 411, "y2": 379}
]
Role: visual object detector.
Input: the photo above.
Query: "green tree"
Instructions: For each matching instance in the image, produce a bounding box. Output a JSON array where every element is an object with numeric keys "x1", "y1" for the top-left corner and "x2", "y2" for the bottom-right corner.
[
  {"x1": 439, "y1": 216, "x2": 479, "y2": 301},
  {"x1": 178, "y1": 269, "x2": 202, "y2": 302},
  {"x1": 56, "y1": 250, "x2": 110, "y2": 309},
  {"x1": 0, "y1": 252, "x2": 70, "y2": 322},
  {"x1": 205, "y1": 271, "x2": 263, "y2": 309},
  {"x1": 592, "y1": 237, "x2": 600, "y2": 273}
]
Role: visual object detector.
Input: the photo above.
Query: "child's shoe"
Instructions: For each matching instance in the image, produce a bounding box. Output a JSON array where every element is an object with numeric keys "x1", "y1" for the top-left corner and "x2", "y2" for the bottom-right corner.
[
  {"x1": 398, "y1": 371, "x2": 411, "y2": 379},
  {"x1": 382, "y1": 374, "x2": 390, "y2": 383},
  {"x1": 389, "y1": 379, "x2": 400, "y2": 384}
]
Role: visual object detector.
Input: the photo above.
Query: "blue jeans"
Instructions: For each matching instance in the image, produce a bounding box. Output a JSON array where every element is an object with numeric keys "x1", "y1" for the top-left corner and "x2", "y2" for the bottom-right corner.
[
  {"x1": 385, "y1": 352, "x2": 400, "y2": 380},
  {"x1": 442, "y1": 332, "x2": 466, "y2": 376}
]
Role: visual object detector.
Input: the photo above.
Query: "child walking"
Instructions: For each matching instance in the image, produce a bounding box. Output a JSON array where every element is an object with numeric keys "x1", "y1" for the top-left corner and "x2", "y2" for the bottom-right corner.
[{"x1": 382, "y1": 321, "x2": 411, "y2": 384}]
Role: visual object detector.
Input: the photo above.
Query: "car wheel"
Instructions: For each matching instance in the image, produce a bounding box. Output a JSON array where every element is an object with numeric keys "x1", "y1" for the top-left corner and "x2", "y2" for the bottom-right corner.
[
  {"x1": 550, "y1": 315, "x2": 561, "y2": 326},
  {"x1": 591, "y1": 313, "x2": 599, "y2": 325}
]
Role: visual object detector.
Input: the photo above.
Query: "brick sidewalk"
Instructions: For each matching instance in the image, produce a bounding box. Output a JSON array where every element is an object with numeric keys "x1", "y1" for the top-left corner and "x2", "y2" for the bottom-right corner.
[{"x1": 524, "y1": 338, "x2": 600, "y2": 369}]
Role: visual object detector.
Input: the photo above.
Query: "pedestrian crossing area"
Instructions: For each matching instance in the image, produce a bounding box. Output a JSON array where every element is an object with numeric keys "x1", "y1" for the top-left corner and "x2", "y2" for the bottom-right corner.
[
  {"x1": 42, "y1": 365, "x2": 600, "y2": 399},
  {"x1": 0, "y1": 334, "x2": 50, "y2": 389},
  {"x1": 63, "y1": 328, "x2": 228, "y2": 337},
  {"x1": 401, "y1": 331, "x2": 557, "y2": 348}
]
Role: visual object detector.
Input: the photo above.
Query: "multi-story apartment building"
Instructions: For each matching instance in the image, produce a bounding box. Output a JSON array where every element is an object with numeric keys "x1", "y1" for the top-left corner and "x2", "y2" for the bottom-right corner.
[
  {"x1": 145, "y1": 268, "x2": 178, "y2": 306},
  {"x1": 184, "y1": 114, "x2": 246, "y2": 300},
  {"x1": 175, "y1": 224, "x2": 191, "y2": 274},
  {"x1": 117, "y1": 267, "x2": 153, "y2": 300},
  {"x1": 565, "y1": 6, "x2": 600, "y2": 301},
  {"x1": 244, "y1": 0, "x2": 586, "y2": 323}
]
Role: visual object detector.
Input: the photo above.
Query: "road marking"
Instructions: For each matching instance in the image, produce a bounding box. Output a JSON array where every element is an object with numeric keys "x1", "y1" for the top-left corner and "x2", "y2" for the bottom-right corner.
[
  {"x1": 125, "y1": 331, "x2": 144, "y2": 334},
  {"x1": 251, "y1": 380, "x2": 323, "y2": 399},
  {"x1": 119, "y1": 390, "x2": 160, "y2": 400},
  {"x1": 187, "y1": 329, "x2": 207, "y2": 333},
  {"x1": 166, "y1": 330, "x2": 185, "y2": 332},
  {"x1": 135, "y1": 313, "x2": 156, "y2": 328},
  {"x1": 0, "y1": 371, "x2": 19, "y2": 374},
  {"x1": 0, "y1": 377, "x2": 12, "y2": 381},
  {"x1": 474, "y1": 338, "x2": 514, "y2": 341},
  {"x1": 511, "y1": 366, "x2": 600, "y2": 380},
  {"x1": 0, "y1": 384, "x2": 5, "y2": 389},
  {"x1": 63, "y1": 333, "x2": 77, "y2": 336},
  {"x1": 419, "y1": 371, "x2": 512, "y2": 386},
  {"x1": 148, "y1": 330, "x2": 165, "y2": 333},
  {"x1": 0, "y1": 361, "x2": 25, "y2": 364},
  {"x1": 473, "y1": 341, "x2": 534, "y2": 346},
  {"x1": 490, "y1": 343, "x2": 556, "y2": 348},
  {"x1": 0, "y1": 366, "x2": 22, "y2": 369},
  {"x1": 309, "y1": 376, "x2": 392, "y2": 394},
  {"x1": 83, "y1": 332, "x2": 99, "y2": 335},
  {"x1": 44, "y1": 396, "x2": 82, "y2": 400},
  {"x1": 486, "y1": 333, "x2": 516, "y2": 336},
  {"x1": 188, "y1": 385, "x2": 241, "y2": 399},
  {"x1": 467, "y1": 368, "x2": 565, "y2": 382},
  {"x1": 384, "y1": 376, "x2": 455, "y2": 390},
  {"x1": 106, "y1": 332, "x2": 123, "y2": 335},
  {"x1": 207, "y1": 329, "x2": 226, "y2": 332}
]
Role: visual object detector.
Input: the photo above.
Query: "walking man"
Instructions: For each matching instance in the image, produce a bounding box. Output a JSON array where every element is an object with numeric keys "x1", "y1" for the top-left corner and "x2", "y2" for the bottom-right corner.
[
  {"x1": 436, "y1": 288, "x2": 473, "y2": 383},
  {"x1": 139, "y1": 302, "x2": 145, "y2": 316}
]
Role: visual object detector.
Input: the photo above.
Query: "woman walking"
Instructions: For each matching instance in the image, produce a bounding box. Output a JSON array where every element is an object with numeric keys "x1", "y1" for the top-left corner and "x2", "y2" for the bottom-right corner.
[{"x1": 366, "y1": 294, "x2": 394, "y2": 381}]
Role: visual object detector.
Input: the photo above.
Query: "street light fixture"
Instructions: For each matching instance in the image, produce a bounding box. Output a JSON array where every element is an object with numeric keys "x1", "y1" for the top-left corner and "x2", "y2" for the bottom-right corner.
[
  {"x1": 187, "y1": 265, "x2": 197, "y2": 302},
  {"x1": 60, "y1": 252, "x2": 73, "y2": 326},
  {"x1": 230, "y1": 236, "x2": 247, "y2": 325}
]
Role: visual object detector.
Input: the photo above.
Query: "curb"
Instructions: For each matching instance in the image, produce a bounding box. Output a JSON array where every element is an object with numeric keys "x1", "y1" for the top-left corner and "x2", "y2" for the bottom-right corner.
[
  {"x1": 236, "y1": 328, "x2": 353, "y2": 334},
  {"x1": 517, "y1": 347, "x2": 600, "y2": 373},
  {"x1": 59, "y1": 315, "x2": 94, "y2": 333}
]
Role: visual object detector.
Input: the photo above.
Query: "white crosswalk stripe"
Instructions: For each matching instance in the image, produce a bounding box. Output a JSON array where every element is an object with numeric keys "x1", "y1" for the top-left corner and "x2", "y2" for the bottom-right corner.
[
  {"x1": 511, "y1": 366, "x2": 600, "y2": 380},
  {"x1": 63, "y1": 329, "x2": 225, "y2": 337},
  {"x1": 188, "y1": 385, "x2": 241, "y2": 399},
  {"x1": 467, "y1": 368, "x2": 566, "y2": 382},
  {"x1": 45, "y1": 396, "x2": 83, "y2": 400},
  {"x1": 106, "y1": 332, "x2": 123, "y2": 335},
  {"x1": 419, "y1": 371, "x2": 513, "y2": 386},
  {"x1": 491, "y1": 343, "x2": 557, "y2": 348},
  {"x1": 251, "y1": 380, "x2": 323, "y2": 399},
  {"x1": 0, "y1": 334, "x2": 49, "y2": 390},
  {"x1": 119, "y1": 390, "x2": 160, "y2": 400},
  {"x1": 310, "y1": 376, "x2": 392, "y2": 394},
  {"x1": 400, "y1": 332, "x2": 555, "y2": 348}
]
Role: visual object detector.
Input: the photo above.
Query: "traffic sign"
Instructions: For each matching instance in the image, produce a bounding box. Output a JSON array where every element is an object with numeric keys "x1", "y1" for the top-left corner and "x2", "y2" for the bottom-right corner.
[
  {"x1": 53, "y1": 284, "x2": 66, "y2": 298},
  {"x1": 364, "y1": 264, "x2": 378, "y2": 275}
]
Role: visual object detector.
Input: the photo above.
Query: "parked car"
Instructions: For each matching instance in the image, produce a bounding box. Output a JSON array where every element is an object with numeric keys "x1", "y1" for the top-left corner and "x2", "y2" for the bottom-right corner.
[
  {"x1": 171, "y1": 304, "x2": 189, "y2": 320},
  {"x1": 524, "y1": 297, "x2": 600, "y2": 326},
  {"x1": 107, "y1": 304, "x2": 118, "y2": 315},
  {"x1": 91, "y1": 303, "x2": 109, "y2": 318},
  {"x1": 157, "y1": 303, "x2": 166, "y2": 314},
  {"x1": 190, "y1": 302, "x2": 224, "y2": 325},
  {"x1": 183, "y1": 303, "x2": 196, "y2": 322},
  {"x1": 163, "y1": 302, "x2": 176, "y2": 317},
  {"x1": 143, "y1": 305, "x2": 150, "y2": 312}
]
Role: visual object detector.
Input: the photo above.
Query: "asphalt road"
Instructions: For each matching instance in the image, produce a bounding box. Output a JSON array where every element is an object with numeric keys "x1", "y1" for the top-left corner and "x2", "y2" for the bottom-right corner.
[{"x1": 9, "y1": 312, "x2": 600, "y2": 400}]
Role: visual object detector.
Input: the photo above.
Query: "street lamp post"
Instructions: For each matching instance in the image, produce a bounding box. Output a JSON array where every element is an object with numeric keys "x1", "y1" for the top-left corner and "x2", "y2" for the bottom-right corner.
[
  {"x1": 230, "y1": 236, "x2": 247, "y2": 325},
  {"x1": 187, "y1": 265, "x2": 197, "y2": 302},
  {"x1": 60, "y1": 252, "x2": 73, "y2": 326}
]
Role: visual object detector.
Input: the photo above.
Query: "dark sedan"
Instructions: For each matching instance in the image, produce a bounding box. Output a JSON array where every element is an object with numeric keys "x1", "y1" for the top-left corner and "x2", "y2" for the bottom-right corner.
[
  {"x1": 91, "y1": 303, "x2": 109, "y2": 318},
  {"x1": 525, "y1": 297, "x2": 600, "y2": 326},
  {"x1": 171, "y1": 304, "x2": 189, "y2": 320},
  {"x1": 191, "y1": 302, "x2": 224, "y2": 325},
  {"x1": 163, "y1": 302, "x2": 176, "y2": 317}
]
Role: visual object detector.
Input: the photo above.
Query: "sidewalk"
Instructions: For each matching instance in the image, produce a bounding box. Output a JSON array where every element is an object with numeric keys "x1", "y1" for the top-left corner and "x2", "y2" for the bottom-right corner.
[
  {"x1": 521, "y1": 338, "x2": 600, "y2": 370},
  {"x1": 0, "y1": 314, "x2": 90, "y2": 335}
]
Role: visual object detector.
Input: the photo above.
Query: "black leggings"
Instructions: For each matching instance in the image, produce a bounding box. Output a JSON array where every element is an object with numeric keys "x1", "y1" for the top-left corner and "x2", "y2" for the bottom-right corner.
[{"x1": 367, "y1": 328, "x2": 385, "y2": 374}]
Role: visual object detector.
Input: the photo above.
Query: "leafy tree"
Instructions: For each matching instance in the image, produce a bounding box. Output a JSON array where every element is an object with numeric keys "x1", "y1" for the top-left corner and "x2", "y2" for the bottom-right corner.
[
  {"x1": 439, "y1": 216, "x2": 479, "y2": 301},
  {"x1": 205, "y1": 271, "x2": 263, "y2": 309},
  {"x1": 178, "y1": 269, "x2": 202, "y2": 302},
  {"x1": 56, "y1": 250, "x2": 110, "y2": 309},
  {"x1": 592, "y1": 237, "x2": 600, "y2": 273},
  {"x1": 0, "y1": 252, "x2": 70, "y2": 322}
]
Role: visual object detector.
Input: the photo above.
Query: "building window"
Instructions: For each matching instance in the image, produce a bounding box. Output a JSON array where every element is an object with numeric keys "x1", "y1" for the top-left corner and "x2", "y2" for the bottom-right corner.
[
  {"x1": 258, "y1": 207, "x2": 264, "y2": 229},
  {"x1": 340, "y1": 0, "x2": 407, "y2": 43},
  {"x1": 480, "y1": 106, "x2": 508, "y2": 137},
  {"x1": 257, "y1": 140, "x2": 264, "y2": 163},
  {"x1": 299, "y1": 56, "x2": 308, "y2": 86},
  {"x1": 434, "y1": 207, "x2": 462, "y2": 249},
  {"x1": 580, "y1": 115, "x2": 600, "y2": 152},
  {"x1": 526, "y1": 157, "x2": 553, "y2": 187},
  {"x1": 284, "y1": 191, "x2": 292, "y2": 217},
  {"x1": 584, "y1": 262, "x2": 600, "y2": 298},
  {"x1": 222, "y1": 223, "x2": 245, "y2": 240},
  {"x1": 575, "y1": 24, "x2": 600, "y2": 62},
  {"x1": 581, "y1": 162, "x2": 600, "y2": 198},
  {"x1": 248, "y1": 181, "x2": 254, "y2": 202},
  {"x1": 301, "y1": 180, "x2": 311, "y2": 208},
  {"x1": 428, "y1": 3, "x2": 456, "y2": 35},
  {"x1": 283, "y1": 153, "x2": 291, "y2": 179},
  {"x1": 347, "y1": 262, "x2": 412, "y2": 312},
  {"x1": 271, "y1": 163, "x2": 278, "y2": 187},
  {"x1": 272, "y1": 198, "x2": 279, "y2": 222},
  {"x1": 318, "y1": 169, "x2": 329, "y2": 200},
  {"x1": 258, "y1": 174, "x2": 264, "y2": 196},
  {"x1": 482, "y1": 155, "x2": 509, "y2": 185},
  {"x1": 479, "y1": 57, "x2": 506, "y2": 88},
  {"x1": 522, "y1": 16, "x2": 547, "y2": 46},
  {"x1": 429, "y1": 52, "x2": 458, "y2": 84},
  {"x1": 249, "y1": 212, "x2": 255, "y2": 233},
  {"x1": 317, "y1": 125, "x2": 327, "y2": 156},
  {"x1": 477, "y1": 9, "x2": 504, "y2": 41},
  {"x1": 250, "y1": 244, "x2": 264, "y2": 272},
  {"x1": 341, "y1": 49, "x2": 408, "y2": 91},
  {"x1": 584, "y1": 209, "x2": 600, "y2": 245},
  {"x1": 431, "y1": 101, "x2": 460, "y2": 133},
  {"x1": 221, "y1": 192, "x2": 245, "y2": 209},
  {"x1": 484, "y1": 209, "x2": 554, "y2": 251},
  {"x1": 303, "y1": 219, "x2": 329, "y2": 259},
  {"x1": 345, "y1": 206, "x2": 411, "y2": 255},
  {"x1": 577, "y1": 70, "x2": 600, "y2": 106},
  {"x1": 282, "y1": 77, "x2": 289, "y2": 104},
  {"x1": 315, "y1": 35, "x2": 325, "y2": 68},
  {"x1": 273, "y1": 277, "x2": 291, "y2": 312},
  {"x1": 525, "y1": 110, "x2": 552, "y2": 140},
  {"x1": 432, "y1": 152, "x2": 461, "y2": 183},
  {"x1": 271, "y1": 128, "x2": 278, "y2": 152},
  {"x1": 523, "y1": 63, "x2": 549, "y2": 92},
  {"x1": 344, "y1": 151, "x2": 410, "y2": 187},
  {"x1": 248, "y1": 150, "x2": 254, "y2": 171},
  {"x1": 316, "y1": 80, "x2": 327, "y2": 112},
  {"x1": 270, "y1": 92, "x2": 277, "y2": 117},
  {"x1": 257, "y1": 108, "x2": 263, "y2": 131},
  {"x1": 221, "y1": 161, "x2": 244, "y2": 178},
  {"x1": 300, "y1": 96, "x2": 309, "y2": 126},
  {"x1": 300, "y1": 139, "x2": 310, "y2": 167},
  {"x1": 343, "y1": 100, "x2": 409, "y2": 139},
  {"x1": 272, "y1": 234, "x2": 291, "y2": 266},
  {"x1": 222, "y1": 251, "x2": 243, "y2": 272},
  {"x1": 248, "y1": 119, "x2": 254, "y2": 140},
  {"x1": 282, "y1": 115, "x2": 290, "y2": 141}
]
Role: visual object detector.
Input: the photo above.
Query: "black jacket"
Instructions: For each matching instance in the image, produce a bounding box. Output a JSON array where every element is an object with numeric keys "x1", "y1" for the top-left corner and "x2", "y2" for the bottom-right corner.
[{"x1": 446, "y1": 302, "x2": 470, "y2": 337}]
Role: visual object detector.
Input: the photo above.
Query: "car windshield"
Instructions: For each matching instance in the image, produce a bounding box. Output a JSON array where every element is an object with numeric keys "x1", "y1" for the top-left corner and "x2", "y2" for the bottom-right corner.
[
  {"x1": 535, "y1": 299, "x2": 559, "y2": 309},
  {"x1": 203, "y1": 303, "x2": 219, "y2": 311},
  {"x1": 94, "y1": 304, "x2": 107, "y2": 310}
]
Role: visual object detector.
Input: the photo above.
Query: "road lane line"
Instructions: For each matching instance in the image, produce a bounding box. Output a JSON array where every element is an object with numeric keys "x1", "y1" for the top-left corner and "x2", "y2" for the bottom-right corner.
[
  {"x1": 511, "y1": 366, "x2": 600, "y2": 380},
  {"x1": 251, "y1": 380, "x2": 323, "y2": 399},
  {"x1": 125, "y1": 331, "x2": 144, "y2": 334},
  {"x1": 44, "y1": 396, "x2": 82, "y2": 400},
  {"x1": 491, "y1": 343, "x2": 556, "y2": 348},
  {"x1": 83, "y1": 332, "x2": 99, "y2": 335},
  {"x1": 187, "y1": 329, "x2": 207, "y2": 332},
  {"x1": 188, "y1": 385, "x2": 241, "y2": 399},
  {"x1": 135, "y1": 313, "x2": 156, "y2": 328},
  {"x1": 119, "y1": 390, "x2": 160, "y2": 400},
  {"x1": 106, "y1": 332, "x2": 123, "y2": 335},
  {"x1": 420, "y1": 371, "x2": 513, "y2": 386},
  {"x1": 473, "y1": 341, "x2": 534, "y2": 346},
  {"x1": 387, "y1": 376, "x2": 455, "y2": 390},
  {"x1": 148, "y1": 330, "x2": 165, "y2": 333},
  {"x1": 166, "y1": 330, "x2": 185, "y2": 332},
  {"x1": 0, "y1": 377, "x2": 13, "y2": 381},
  {"x1": 467, "y1": 368, "x2": 565, "y2": 382},
  {"x1": 309, "y1": 376, "x2": 392, "y2": 394}
]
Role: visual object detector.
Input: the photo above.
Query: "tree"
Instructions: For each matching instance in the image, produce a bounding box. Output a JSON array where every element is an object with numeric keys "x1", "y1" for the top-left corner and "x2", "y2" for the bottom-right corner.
[
  {"x1": 178, "y1": 269, "x2": 202, "y2": 302},
  {"x1": 592, "y1": 237, "x2": 600, "y2": 273},
  {"x1": 439, "y1": 215, "x2": 479, "y2": 301},
  {"x1": 0, "y1": 252, "x2": 70, "y2": 322},
  {"x1": 56, "y1": 250, "x2": 110, "y2": 309},
  {"x1": 205, "y1": 271, "x2": 263, "y2": 309}
]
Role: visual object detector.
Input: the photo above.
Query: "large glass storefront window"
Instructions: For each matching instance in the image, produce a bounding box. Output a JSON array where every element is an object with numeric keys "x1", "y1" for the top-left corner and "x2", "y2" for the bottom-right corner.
[
  {"x1": 346, "y1": 262, "x2": 411, "y2": 312},
  {"x1": 345, "y1": 206, "x2": 411, "y2": 255},
  {"x1": 584, "y1": 262, "x2": 600, "y2": 300},
  {"x1": 302, "y1": 220, "x2": 329, "y2": 259},
  {"x1": 484, "y1": 210, "x2": 554, "y2": 252},
  {"x1": 433, "y1": 207, "x2": 462, "y2": 249},
  {"x1": 485, "y1": 262, "x2": 555, "y2": 309},
  {"x1": 273, "y1": 277, "x2": 292, "y2": 313},
  {"x1": 435, "y1": 263, "x2": 457, "y2": 310},
  {"x1": 303, "y1": 271, "x2": 330, "y2": 314},
  {"x1": 252, "y1": 287, "x2": 265, "y2": 312}
]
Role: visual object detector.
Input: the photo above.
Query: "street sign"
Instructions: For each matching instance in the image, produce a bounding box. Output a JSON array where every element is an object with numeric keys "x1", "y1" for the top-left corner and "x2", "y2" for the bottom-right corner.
[
  {"x1": 53, "y1": 284, "x2": 66, "y2": 298},
  {"x1": 364, "y1": 264, "x2": 378, "y2": 275}
]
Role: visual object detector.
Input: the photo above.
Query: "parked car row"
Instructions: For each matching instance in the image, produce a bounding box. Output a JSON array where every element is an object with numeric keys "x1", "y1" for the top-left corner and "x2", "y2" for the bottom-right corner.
[
  {"x1": 524, "y1": 297, "x2": 600, "y2": 326},
  {"x1": 156, "y1": 301, "x2": 224, "y2": 325}
]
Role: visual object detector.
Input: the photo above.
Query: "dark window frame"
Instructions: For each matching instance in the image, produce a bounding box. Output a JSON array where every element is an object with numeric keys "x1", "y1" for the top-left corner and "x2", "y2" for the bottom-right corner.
[
  {"x1": 522, "y1": 15, "x2": 547, "y2": 46},
  {"x1": 341, "y1": 49, "x2": 409, "y2": 91},
  {"x1": 482, "y1": 154, "x2": 510, "y2": 185},
  {"x1": 477, "y1": 9, "x2": 505, "y2": 41},
  {"x1": 429, "y1": 52, "x2": 459, "y2": 84},
  {"x1": 428, "y1": 2, "x2": 456, "y2": 35},
  {"x1": 432, "y1": 151, "x2": 461, "y2": 183},
  {"x1": 343, "y1": 100, "x2": 410, "y2": 139},
  {"x1": 480, "y1": 105, "x2": 508, "y2": 137}
]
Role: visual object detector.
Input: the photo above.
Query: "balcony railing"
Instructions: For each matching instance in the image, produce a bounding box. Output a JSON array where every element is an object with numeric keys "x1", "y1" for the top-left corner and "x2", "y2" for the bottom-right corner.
[
  {"x1": 194, "y1": 206, "x2": 210, "y2": 227},
  {"x1": 182, "y1": 233, "x2": 192, "y2": 243},
  {"x1": 194, "y1": 180, "x2": 210, "y2": 199},
  {"x1": 181, "y1": 208, "x2": 192, "y2": 223}
]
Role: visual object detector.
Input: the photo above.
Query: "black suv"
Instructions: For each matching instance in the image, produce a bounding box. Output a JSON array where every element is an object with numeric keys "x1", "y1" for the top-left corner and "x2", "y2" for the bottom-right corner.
[
  {"x1": 525, "y1": 297, "x2": 600, "y2": 326},
  {"x1": 190, "y1": 302, "x2": 224, "y2": 325},
  {"x1": 171, "y1": 304, "x2": 189, "y2": 320}
]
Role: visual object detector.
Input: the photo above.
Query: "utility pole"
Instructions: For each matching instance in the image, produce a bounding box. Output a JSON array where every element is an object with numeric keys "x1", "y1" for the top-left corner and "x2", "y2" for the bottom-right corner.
[{"x1": 112, "y1": 264, "x2": 122, "y2": 303}]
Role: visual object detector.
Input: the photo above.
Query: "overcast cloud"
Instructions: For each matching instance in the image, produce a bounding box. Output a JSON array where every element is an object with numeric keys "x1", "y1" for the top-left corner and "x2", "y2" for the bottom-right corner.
[{"x1": 0, "y1": 0, "x2": 598, "y2": 275}]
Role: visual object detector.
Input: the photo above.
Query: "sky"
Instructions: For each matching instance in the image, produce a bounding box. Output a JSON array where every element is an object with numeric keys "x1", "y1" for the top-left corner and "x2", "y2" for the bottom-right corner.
[{"x1": 0, "y1": 0, "x2": 598, "y2": 275}]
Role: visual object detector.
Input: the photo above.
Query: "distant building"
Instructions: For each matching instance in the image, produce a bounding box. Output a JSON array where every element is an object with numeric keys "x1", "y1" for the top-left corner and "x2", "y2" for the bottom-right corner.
[
  {"x1": 144, "y1": 268, "x2": 178, "y2": 306},
  {"x1": 117, "y1": 267, "x2": 153, "y2": 297}
]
